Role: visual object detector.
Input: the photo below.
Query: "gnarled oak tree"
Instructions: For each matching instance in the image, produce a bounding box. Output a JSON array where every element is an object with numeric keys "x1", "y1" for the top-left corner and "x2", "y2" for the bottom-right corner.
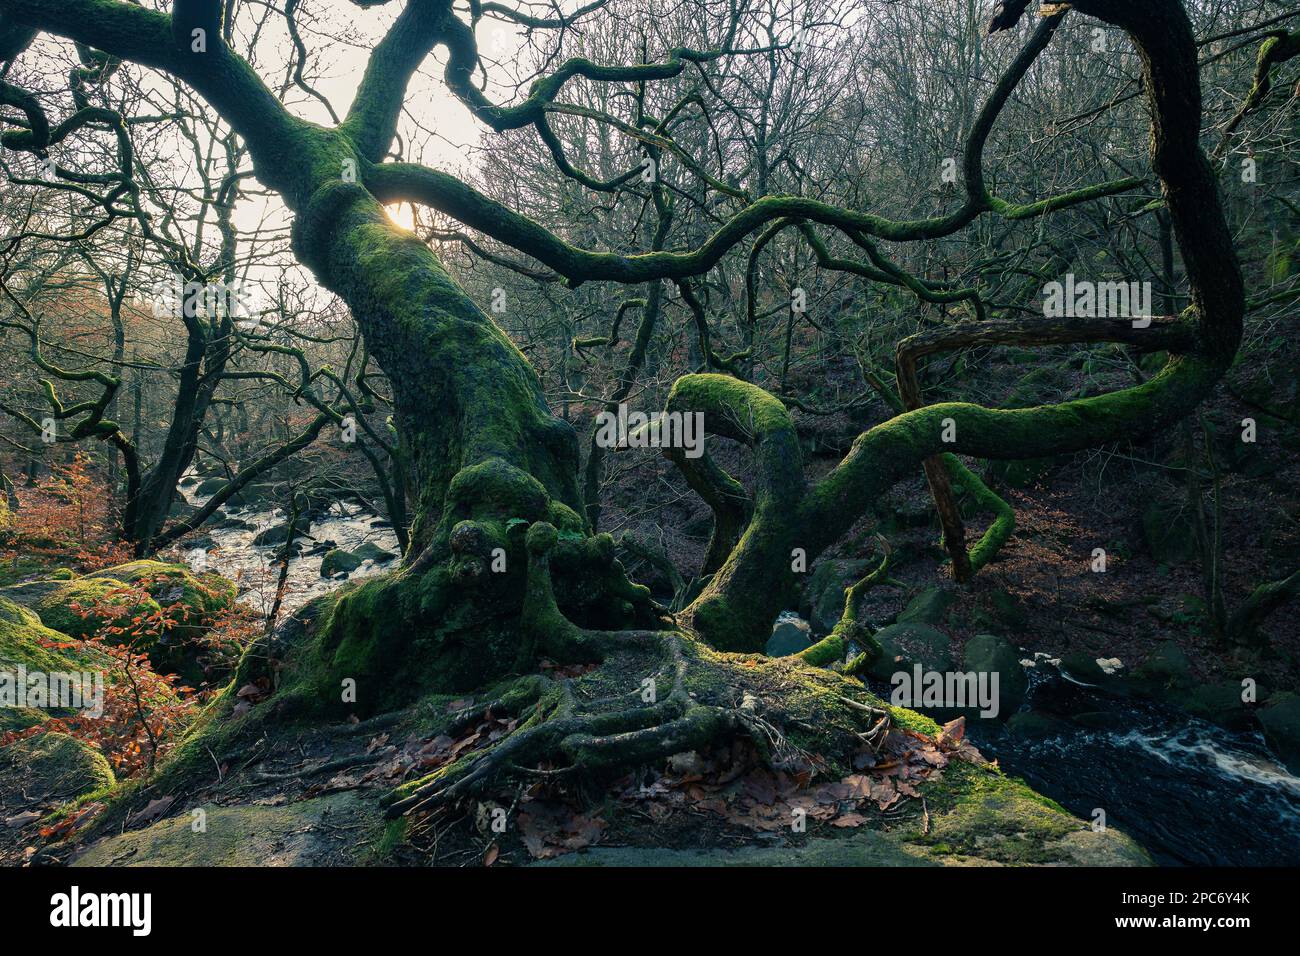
[{"x1": 0, "y1": 0, "x2": 1245, "y2": 814}]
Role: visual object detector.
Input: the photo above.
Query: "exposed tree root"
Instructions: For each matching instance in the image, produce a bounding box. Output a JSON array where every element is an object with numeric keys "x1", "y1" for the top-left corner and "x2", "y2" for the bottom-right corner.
[
  {"x1": 382, "y1": 523, "x2": 888, "y2": 820},
  {"x1": 383, "y1": 630, "x2": 889, "y2": 821}
]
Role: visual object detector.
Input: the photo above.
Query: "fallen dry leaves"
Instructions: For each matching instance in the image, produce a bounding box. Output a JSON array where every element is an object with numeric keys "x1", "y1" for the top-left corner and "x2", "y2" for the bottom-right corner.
[
  {"x1": 517, "y1": 802, "x2": 607, "y2": 860},
  {"x1": 614, "y1": 716, "x2": 986, "y2": 834},
  {"x1": 307, "y1": 712, "x2": 520, "y2": 796},
  {"x1": 397, "y1": 705, "x2": 986, "y2": 862}
]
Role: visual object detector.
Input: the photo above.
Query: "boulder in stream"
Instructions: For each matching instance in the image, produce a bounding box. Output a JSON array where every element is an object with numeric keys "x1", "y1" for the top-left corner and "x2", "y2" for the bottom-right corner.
[
  {"x1": 194, "y1": 476, "x2": 228, "y2": 497},
  {"x1": 354, "y1": 541, "x2": 397, "y2": 563},
  {"x1": 1257, "y1": 692, "x2": 1300, "y2": 775},
  {"x1": 961, "y1": 633, "x2": 1028, "y2": 719},
  {"x1": 252, "y1": 521, "x2": 303, "y2": 547},
  {"x1": 320, "y1": 548, "x2": 363, "y2": 578}
]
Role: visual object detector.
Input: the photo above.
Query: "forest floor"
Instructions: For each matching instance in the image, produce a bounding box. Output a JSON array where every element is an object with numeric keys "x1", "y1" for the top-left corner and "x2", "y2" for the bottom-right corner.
[{"x1": 43, "y1": 691, "x2": 1145, "y2": 868}]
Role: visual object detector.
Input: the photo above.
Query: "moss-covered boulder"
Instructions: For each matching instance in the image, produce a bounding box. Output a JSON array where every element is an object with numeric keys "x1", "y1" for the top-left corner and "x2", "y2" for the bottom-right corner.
[
  {"x1": 897, "y1": 586, "x2": 957, "y2": 626},
  {"x1": 868, "y1": 622, "x2": 953, "y2": 681},
  {"x1": 29, "y1": 577, "x2": 163, "y2": 643},
  {"x1": 543, "y1": 762, "x2": 1148, "y2": 867},
  {"x1": 1257, "y1": 693, "x2": 1300, "y2": 775},
  {"x1": 212, "y1": 511, "x2": 256, "y2": 531},
  {"x1": 1058, "y1": 652, "x2": 1117, "y2": 687},
  {"x1": 980, "y1": 587, "x2": 1027, "y2": 629},
  {"x1": 70, "y1": 792, "x2": 377, "y2": 867},
  {"x1": 354, "y1": 542, "x2": 397, "y2": 563},
  {"x1": 0, "y1": 597, "x2": 110, "y2": 733},
  {"x1": 872, "y1": 487, "x2": 934, "y2": 533},
  {"x1": 0, "y1": 563, "x2": 234, "y2": 681},
  {"x1": 86, "y1": 561, "x2": 236, "y2": 638},
  {"x1": 232, "y1": 482, "x2": 279, "y2": 507},
  {"x1": 320, "y1": 548, "x2": 363, "y2": 578},
  {"x1": 1, "y1": 731, "x2": 114, "y2": 812},
  {"x1": 961, "y1": 633, "x2": 1028, "y2": 719},
  {"x1": 915, "y1": 762, "x2": 1149, "y2": 865},
  {"x1": 1182, "y1": 680, "x2": 1255, "y2": 731},
  {"x1": 194, "y1": 476, "x2": 227, "y2": 497},
  {"x1": 802, "y1": 559, "x2": 868, "y2": 634},
  {"x1": 1131, "y1": 640, "x2": 1195, "y2": 691},
  {"x1": 252, "y1": 521, "x2": 300, "y2": 547}
]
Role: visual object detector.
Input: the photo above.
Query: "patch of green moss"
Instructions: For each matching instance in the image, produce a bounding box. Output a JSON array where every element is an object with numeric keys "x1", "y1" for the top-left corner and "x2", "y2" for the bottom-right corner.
[
  {"x1": 0, "y1": 596, "x2": 108, "y2": 674},
  {"x1": 371, "y1": 817, "x2": 409, "y2": 861},
  {"x1": 912, "y1": 761, "x2": 1147, "y2": 865},
  {"x1": 888, "y1": 705, "x2": 942, "y2": 736},
  {"x1": 88, "y1": 560, "x2": 237, "y2": 634},
  {"x1": 1, "y1": 731, "x2": 115, "y2": 808},
  {"x1": 0, "y1": 598, "x2": 114, "y2": 734},
  {"x1": 31, "y1": 576, "x2": 162, "y2": 644},
  {"x1": 70, "y1": 792, "x2": 379, "y2": 867}
]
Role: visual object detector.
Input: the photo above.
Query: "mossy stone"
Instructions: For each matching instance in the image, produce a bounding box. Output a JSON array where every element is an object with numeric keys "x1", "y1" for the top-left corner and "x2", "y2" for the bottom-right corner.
[
  {"x1": 897, "y1": 587, "x2": 956, "y2": 626},
  {"x1": 70, "y1": 793, "x2": 377, "y2": 867},
  {"x1": 252, "y1": 521, "x2": 299, "y2": 547},
  {"x1": 765, "y1": 617, "x2": 812, "y2": 658},
  {"x1": 321, "y1": 549, "x2": 363, "y2": 578},
  {"x1": 0, "y1": 596, "x2": 109, "y2": 675},
  {"x1": 989, "y1": 588, "x2": 1027, "y2": 628},
  {"x1": 803, "y1": 559, "x2": 868, "y2": 634},
  {"x1": 961, "y1": 633, "x2": 1028, "y2": 719},
  {"x1": 30, "y1": 576, "x2": 162, "y2": 644},
  {"x1": 1, "y1": 731, "x2": 114, "y2": 809},
  {"x1": 1182, "y1": 680, "x2": 1254, "y2": 730},
  {"x1": 1058, "y1": 653, "x2": 1113, "y2": 686},
  {"x1": 0, "y1": 597, "x2": 114, "y2": 733},
  {"x1": 354, "y1": 542, "x2": 397, "y2": 563},
  {"x1": 194, "y1": 477, "x2": 227, "y2": 496},
  {"x1": 541, "y1": 761, "x2": 1147, "y2": 867},
  {"x1": 86, "y1": 561, "x2": 236, "y2": 637},
  {"x1": 1257, "y1": 693, "x2": 1300, "y2": 775},
  {"x1": 1132, "y1": 640, "x2": 1194, "y2": 690},
  {"x1": 868, "y1": 622, "x2": 953, "y2": 681}
]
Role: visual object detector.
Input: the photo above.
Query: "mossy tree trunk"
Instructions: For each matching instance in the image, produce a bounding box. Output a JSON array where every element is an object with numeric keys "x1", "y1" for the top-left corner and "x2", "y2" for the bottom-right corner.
[{"x1": 0, "y1": 0, "x2": 1246, "y2": 800}]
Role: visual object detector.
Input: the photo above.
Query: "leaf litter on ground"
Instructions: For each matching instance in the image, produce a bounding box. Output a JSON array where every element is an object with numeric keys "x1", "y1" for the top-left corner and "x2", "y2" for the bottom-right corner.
[
  {"x1": 614, "y1": 715, "x2": 986, "y2": 833},
  {"x1": 401, "y1": 701, "x2": 987, "y2": 861}
]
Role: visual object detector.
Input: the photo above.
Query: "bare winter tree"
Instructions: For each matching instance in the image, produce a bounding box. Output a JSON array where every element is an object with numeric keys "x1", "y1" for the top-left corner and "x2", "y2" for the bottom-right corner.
[{"x1": 1, "y1": 0, "x2": 1290, "y2": 825}]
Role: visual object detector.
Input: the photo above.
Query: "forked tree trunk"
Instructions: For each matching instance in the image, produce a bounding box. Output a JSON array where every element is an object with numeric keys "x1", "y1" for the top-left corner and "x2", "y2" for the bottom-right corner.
[{"x1": 0, "y1": 0, "x2": 1244, "y2": 706}]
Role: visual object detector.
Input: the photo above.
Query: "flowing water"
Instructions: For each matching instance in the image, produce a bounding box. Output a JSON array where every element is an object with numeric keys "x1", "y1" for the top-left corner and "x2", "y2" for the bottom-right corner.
[
  {"x1": 173, "y1": 490, "x2": 400, "y2": 619},
  {"x1": 964, "y1": 662, "x2": 1300, "y2": 866},
  {"x1": 835, "y1": 615, "x2": 1300, "y2": 865}
]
